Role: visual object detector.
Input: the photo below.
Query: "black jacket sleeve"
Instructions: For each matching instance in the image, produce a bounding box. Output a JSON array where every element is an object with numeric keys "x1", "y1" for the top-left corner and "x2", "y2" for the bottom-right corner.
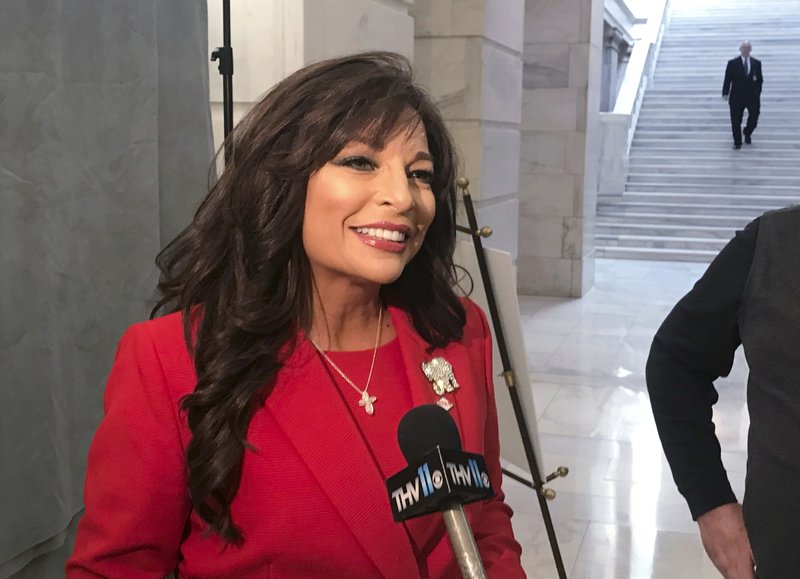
[
  {"x1": 646, "y1": 218, "x2": 759, "y2": 520},
  {"x1": 756, "y1": 59, "x2": 763, "y2": 93},
  {"x1": 723, "y1": 60, "x2": 733, "y2": 96}
]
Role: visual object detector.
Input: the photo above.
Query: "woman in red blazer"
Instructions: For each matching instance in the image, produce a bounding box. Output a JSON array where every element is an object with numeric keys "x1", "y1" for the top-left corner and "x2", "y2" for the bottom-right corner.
[{"x1": 67, "y1": 52, "x2": 525, "y2": 578}]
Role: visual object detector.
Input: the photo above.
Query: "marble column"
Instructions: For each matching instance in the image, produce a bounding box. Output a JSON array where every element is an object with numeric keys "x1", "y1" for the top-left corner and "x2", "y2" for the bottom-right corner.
[
  {"x1": 601, "y1": 27, "x2": 625, "y2": 112},
  {"x1": 412, "y1": 0, "x2": 525, "y2": 259},
  {"x1": 517, "y1": 0, "x2": 604, "y2": 297},
  {"x1": 616, "y1": 42, "x2": 633, "y2": 100},
  {"x1": 208, "y1": 0, "x2": 415, "y2": 150}
]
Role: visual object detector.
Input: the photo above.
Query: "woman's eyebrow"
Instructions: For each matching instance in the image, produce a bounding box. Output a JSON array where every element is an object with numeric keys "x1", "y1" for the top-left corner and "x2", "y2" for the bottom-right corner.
[{"x1": 410, "y1": 151, "x2": 434, "y2": 163}]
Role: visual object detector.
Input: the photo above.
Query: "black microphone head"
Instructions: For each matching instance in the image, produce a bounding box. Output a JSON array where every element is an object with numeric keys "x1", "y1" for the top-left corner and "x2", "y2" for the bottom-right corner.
[{"x1": 397, "y1": 404, "x2": 462, "y2": 463}]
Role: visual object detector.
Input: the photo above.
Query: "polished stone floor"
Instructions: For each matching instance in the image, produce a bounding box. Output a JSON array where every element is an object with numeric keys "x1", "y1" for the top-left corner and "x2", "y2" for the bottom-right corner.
[{"x1": 503, "y1": 259, "x2": 748, "y2": 578}]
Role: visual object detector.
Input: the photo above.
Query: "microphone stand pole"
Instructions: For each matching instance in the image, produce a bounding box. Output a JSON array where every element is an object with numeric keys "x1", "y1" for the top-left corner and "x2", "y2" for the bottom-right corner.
[
  {"x1": 211, "y1": 0, "x2": 234, "y2": 162},
  {"x1": 455, "y1": 177, "x2": 568, "y2": 579}
]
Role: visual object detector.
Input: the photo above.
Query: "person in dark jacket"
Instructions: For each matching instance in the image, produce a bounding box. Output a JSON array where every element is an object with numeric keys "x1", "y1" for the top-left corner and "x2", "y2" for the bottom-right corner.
[
  {"x1": 647, "y1": 206, "x2": 800, "y2": 579},
  {"x1": 723, "y1": 41, "x2": 763, "y2": 149}
]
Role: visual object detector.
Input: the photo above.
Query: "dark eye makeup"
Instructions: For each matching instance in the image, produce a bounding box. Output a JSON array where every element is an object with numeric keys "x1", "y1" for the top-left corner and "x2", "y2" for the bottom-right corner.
[
  {"x1": 336, "y1": 156, "x2": 434, "y2": 186},
  {"x1": 337, "y1": 156, "x2": 376, "y2": 171}
]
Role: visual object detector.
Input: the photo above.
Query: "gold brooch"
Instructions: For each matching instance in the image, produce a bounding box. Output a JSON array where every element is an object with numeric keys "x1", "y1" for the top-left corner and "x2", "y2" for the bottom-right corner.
[{"x1": 421, "y1": 357, "x2": 460, "y2": 411}]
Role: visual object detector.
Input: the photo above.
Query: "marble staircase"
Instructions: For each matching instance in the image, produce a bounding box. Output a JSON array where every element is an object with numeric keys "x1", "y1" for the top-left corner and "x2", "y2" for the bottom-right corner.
[{"x1": 596, "y1": 0, "x2": 800, "y2": 262}]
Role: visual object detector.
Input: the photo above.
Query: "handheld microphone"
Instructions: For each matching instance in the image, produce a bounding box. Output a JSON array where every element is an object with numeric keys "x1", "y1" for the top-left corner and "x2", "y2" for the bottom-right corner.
[{"x1": 386, "y1": 405, "x2": 493, "y2": 579}]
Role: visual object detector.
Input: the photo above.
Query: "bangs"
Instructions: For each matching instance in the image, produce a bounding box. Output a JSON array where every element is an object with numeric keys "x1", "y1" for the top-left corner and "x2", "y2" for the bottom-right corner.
[
  {"x1": 334, "y1": 98, "x2": 426, "y2": 152},
  {"x1": 314, "y1": 83, "x2": 432, "y2": 167},
  {"x1": 270, "y1": 52, "x2": 454, "y2": 196}
]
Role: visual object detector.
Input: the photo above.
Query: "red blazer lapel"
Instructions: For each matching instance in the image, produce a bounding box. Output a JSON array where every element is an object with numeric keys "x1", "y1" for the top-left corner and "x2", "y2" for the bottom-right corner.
[
  {"x1": 265, "y1": 339, "x2": 419, "y2": 579},
  {"x1": 389, "y1": 306, "x2": 483, "y2": 453}
]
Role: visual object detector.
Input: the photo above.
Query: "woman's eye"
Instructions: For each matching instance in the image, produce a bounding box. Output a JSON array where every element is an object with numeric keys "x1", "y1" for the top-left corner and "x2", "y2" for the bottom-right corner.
[
  {"x1": 409, "y1": 169, "x2": 434, "y2": 185},
  {"x1": 338, "y1": 156, "x2": 375, "y2": 171}
]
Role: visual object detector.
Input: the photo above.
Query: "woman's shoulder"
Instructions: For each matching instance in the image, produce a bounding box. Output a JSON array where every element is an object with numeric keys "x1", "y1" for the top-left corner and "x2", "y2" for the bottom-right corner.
[
  {"x1": 115, "y1": 312, "x2": 195, "y2": 382},
  {"x1": 458, "y1": 296, "x2": 491, "y2": 341},
  {"x1": 389, "y1": 296, "x2": 489, "y2": 347},
  {"x1": 104, "y1": 312, "x2": 198, "y2": 414},
  {"x1": 122, "y1": 311, "x2": 187, "y2": 349}
]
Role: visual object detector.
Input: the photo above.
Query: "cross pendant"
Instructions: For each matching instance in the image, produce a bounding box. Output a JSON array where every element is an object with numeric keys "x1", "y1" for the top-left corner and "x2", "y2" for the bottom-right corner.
[{"x1": 359, "y1": 391, "x2": 377, "y2": 416}]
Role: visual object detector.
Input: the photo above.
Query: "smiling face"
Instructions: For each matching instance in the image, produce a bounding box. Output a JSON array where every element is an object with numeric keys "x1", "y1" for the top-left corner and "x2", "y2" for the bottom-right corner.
[{"x1": 302, "y1": 120, "x2": 437, "y2": 290}]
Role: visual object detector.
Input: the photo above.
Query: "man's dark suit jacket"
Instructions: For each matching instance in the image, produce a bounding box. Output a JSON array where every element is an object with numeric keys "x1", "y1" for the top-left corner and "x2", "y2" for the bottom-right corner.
[{"x1": 723, "y1": 56, "x2": 763, "y2": 102}]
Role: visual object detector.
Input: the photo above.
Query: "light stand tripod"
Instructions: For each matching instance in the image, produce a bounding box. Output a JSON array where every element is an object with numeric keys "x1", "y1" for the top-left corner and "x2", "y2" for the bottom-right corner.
[
  {"x1": 455, "y1": 177, "x2": 569, "y2": 579},
  {"x1": 210, "y1": 0, "x2": 234, "y2": 160}
]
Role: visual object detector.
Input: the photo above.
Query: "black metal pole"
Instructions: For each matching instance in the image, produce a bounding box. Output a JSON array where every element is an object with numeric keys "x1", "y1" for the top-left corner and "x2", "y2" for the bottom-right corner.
[
  {"x1": 211, "y1": 0, "x2": 234, "y2": 162},
  {"x1": 457, "y1": 178, "x2": 568, "y2": 579}
]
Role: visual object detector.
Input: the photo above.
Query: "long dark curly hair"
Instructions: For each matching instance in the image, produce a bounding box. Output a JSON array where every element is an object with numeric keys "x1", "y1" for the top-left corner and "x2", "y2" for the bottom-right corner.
[{"x1": 151, "y1": 52, "x2": 467, "y2": 544}]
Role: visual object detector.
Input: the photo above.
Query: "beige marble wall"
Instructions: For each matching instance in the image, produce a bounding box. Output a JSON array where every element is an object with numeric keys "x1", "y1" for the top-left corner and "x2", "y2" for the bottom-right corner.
[
  {"x1": 517, "y1": 0, "x2": 603, "y2": 297},
  {"x1": 413, "y1": 0, "x2": 525, "y2": 260},
  {"x1": 208, "y1": 0, "x2": 415, "y2": 151}
]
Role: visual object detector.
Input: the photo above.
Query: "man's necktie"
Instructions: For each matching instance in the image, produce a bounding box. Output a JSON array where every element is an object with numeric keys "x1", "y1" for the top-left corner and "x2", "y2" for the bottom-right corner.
[{"x1": 745, "y1": 57, "x2": 749, "y2": 76}]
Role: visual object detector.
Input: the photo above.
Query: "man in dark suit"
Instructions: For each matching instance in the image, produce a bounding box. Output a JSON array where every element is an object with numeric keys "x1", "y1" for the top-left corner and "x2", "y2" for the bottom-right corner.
[{"x1": 723, "y1": 41, "x2": 763, "y2": 149}]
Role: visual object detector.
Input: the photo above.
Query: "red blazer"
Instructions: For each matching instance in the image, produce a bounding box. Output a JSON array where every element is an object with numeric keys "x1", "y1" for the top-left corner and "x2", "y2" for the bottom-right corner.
[{"x1": 67, "y1": 299, "x2": 525, "y2": 578}]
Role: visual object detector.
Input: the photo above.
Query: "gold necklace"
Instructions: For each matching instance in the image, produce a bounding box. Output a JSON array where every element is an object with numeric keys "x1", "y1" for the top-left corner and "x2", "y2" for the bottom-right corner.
[{"x1": 308, "y1": 307, "x2": 383, "y2": 416}]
